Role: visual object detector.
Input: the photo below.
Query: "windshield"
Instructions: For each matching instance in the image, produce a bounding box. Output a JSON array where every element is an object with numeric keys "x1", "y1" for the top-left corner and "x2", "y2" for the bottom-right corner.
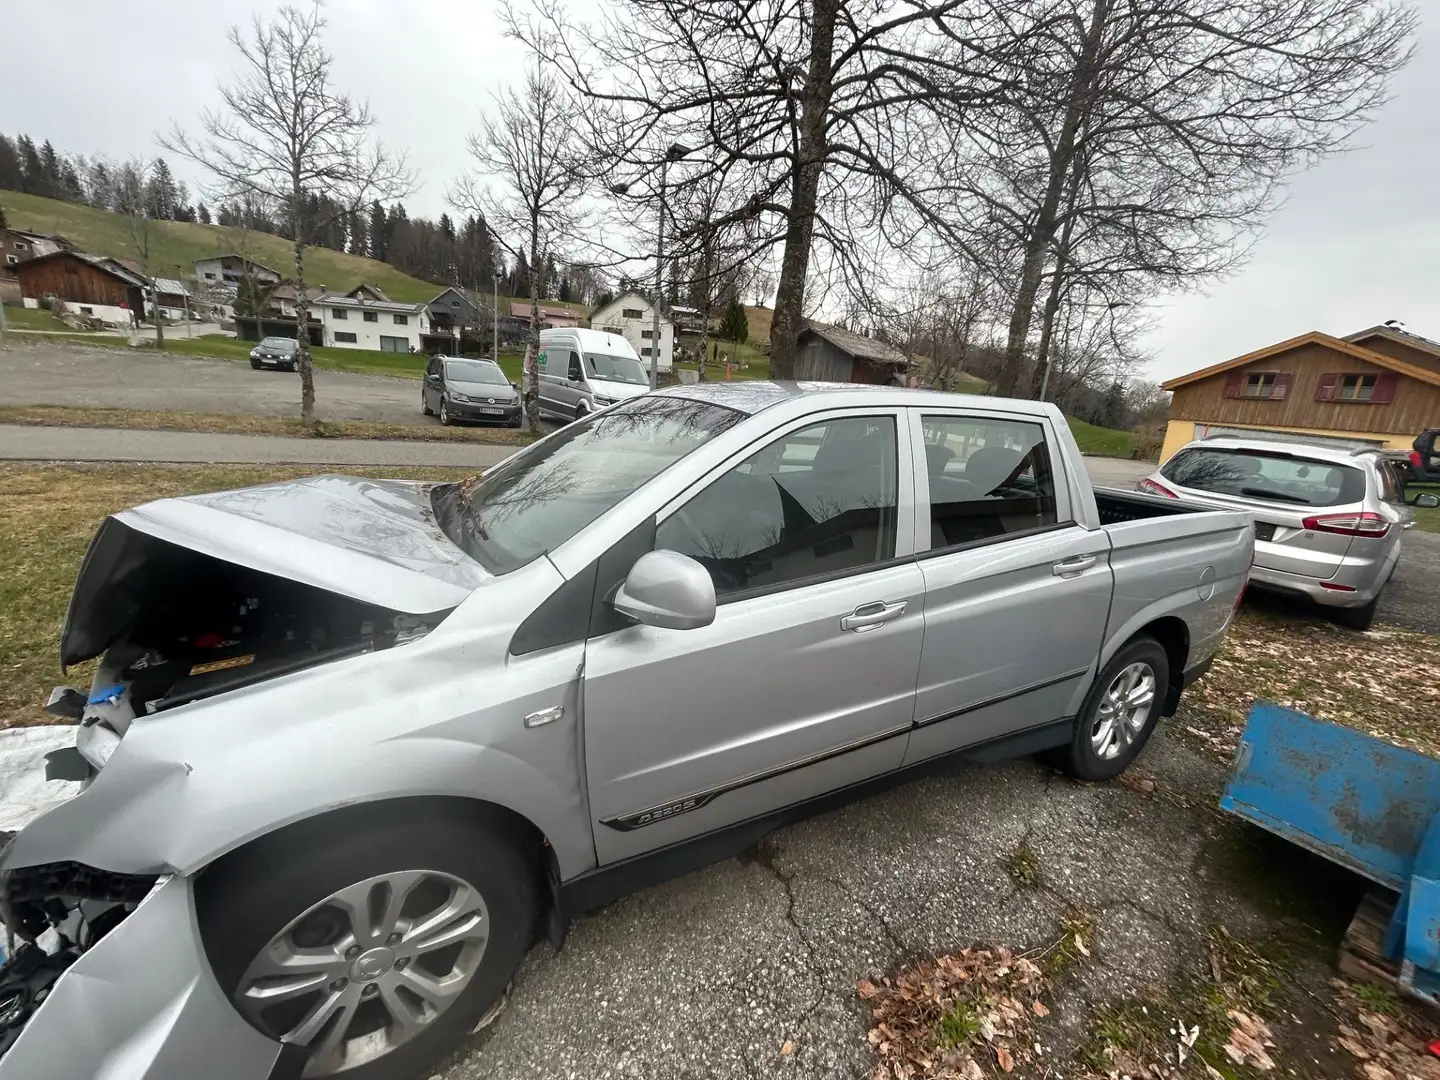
[
  {"x1": 432, "y1": 396, "x2": 744, "y2": 574},
  {"x1": 259, "y1": 337, "x2": 297, "y2": 352},
  {"x1": 446, "y1": 359, "x2": 508, "y2": 385},
  {"x1": 586, "y1": 352, "x2": 648, "y2": 385},
  {"x1": 1162, "y1": 447, "x2": 1366, "y2": 507}
]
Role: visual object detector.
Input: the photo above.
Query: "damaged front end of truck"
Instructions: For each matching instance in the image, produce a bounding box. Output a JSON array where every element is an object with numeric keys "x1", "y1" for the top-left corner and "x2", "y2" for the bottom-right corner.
[{"x1": 0, "y1": 475, "x2": 480, "y2": 1077}]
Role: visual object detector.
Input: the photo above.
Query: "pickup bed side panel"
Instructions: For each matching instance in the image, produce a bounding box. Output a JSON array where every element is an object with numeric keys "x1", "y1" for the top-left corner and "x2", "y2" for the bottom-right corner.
[{"x1": 1101, "y1": 513, "x2": 1253, "y2": 679}]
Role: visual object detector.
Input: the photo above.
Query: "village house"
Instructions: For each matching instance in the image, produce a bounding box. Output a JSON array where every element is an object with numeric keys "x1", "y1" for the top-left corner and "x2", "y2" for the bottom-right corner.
[
  {"x1": 510, "y1": 300, "x2": 581, "y2": 329},
  {"x1": 426, "y1": 287, "x2": 486, "y2": 353},
  {"x1": 316, "y1": 284, "x2": 430, "y2": 352},
  {"x1": 13, "y1": 250, "x2": 148, "y2": 326},
  {"x1": 589, "y1": 291, "x2": 676, "y2": 370},
  {"x1": 193, "y1": 253, "x2": 282, "y2": 289},
  {"x1": 1159, "y1": 324, "x2": 1440, "y2": 460},
  {"x1": 1, "y1": 228, "x2": 69, "y2": 272}
]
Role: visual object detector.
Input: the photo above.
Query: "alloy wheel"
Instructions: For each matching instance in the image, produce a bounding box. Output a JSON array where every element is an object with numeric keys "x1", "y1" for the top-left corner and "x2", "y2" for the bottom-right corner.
[
  {"x1": 234, "y1": 870, "x2": 489, "y2": 1077},
  {"x1": 1089, "y1": 661, "x2": 1156, "y2": 760}
]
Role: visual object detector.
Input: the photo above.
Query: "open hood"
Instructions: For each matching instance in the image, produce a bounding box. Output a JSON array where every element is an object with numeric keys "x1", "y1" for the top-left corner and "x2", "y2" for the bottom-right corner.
[{"x1": 62, "y1": 476, "x2": 488, "y2": 665}]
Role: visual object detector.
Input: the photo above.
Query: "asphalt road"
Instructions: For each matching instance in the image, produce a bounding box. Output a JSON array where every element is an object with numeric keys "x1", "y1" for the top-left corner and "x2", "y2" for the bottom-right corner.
[{"x1": 0, "y1": 339, "x2": 431, "y2": 425}]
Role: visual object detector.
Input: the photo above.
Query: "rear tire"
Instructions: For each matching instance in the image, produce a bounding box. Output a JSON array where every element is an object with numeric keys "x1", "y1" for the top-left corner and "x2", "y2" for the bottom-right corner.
[
  {"x1": 421, "y1": 394, "x2": 433, "y2": 417},
  {"x1": 1058, "y1": 636, "x2": 1169, "y2": 781},
  {"x1": 199, "y1": 810, "x2": 536, "y2": 1080},
  {"x1": 1333, "y1": 593, "x2": 1380, "y2": 631}
]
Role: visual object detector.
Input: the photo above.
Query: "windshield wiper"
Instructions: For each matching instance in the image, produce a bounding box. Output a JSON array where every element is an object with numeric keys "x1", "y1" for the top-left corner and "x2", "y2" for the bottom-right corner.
[{"x1": 1238, "y1": 486, "x2": 1311, "y2": 504}]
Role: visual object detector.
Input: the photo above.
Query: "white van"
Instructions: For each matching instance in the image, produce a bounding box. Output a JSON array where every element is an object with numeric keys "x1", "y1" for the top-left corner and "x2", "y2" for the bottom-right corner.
[{"x1": 536, "y1": 327, "x2": 654, "y2": 422}]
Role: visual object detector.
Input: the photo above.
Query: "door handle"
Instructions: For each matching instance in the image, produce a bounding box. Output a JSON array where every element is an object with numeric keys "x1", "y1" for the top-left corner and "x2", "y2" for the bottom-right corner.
[
  {"x1": 840, "y1": 600, "x2": 907, "y2": 633},
  {"x1": 1052, "y1": 554, "x2": 1097, "y2": 577}
]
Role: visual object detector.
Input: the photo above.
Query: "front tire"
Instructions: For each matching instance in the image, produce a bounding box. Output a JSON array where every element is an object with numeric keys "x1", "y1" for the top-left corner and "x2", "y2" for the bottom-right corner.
[
  {"x1": 250, "y1": 359, "x2": 262, "y2": 370},
  {"x1": 199, "y1": 810, "x2": 536, "y2": 1080},
  {"x1": 439, "y1": 397, "x2": 452, "y2": 426},
  {"x1": 573, "y1": 403, "x2": 588, "y2": 424},
  {"x1": 1059, "y1": 636, "x2": 1169, "y2": 781}
]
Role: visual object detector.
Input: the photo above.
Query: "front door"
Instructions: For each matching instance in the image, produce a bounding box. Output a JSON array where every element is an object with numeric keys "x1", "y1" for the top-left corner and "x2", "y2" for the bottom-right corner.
[
  {"x1": 903, "y1": 409, "x2": 1111, "y2": 764},
  {"x1": 583, "y1": 410, "x2": 925, "y2": 863}
]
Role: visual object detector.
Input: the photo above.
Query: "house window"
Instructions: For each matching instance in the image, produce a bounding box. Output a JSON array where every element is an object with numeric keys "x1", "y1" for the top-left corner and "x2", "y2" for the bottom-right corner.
[
  {"x1": 363, "y1": 311, "x2": 378, "y2": 322},
  {"x1": 393, "y1": 314, "x2": 408, "y2": 325},
  {"x1": 1338, "y1": 374, "x2": 1378, "y2": 401},
  {"x1": 622, "y1": 307, "x2": 643, "y2": 319},
  {"x1": 204, "y1": 272, "x2": 216, "y2": 280},
  {"x1": 79, "y1": 306, "x2": 94, "y2": 315},
  {"x1": 13, "y1": 243, "x2": 26, "y2": 250},
  {"x1": 334, "y1": 331, "x2": 357, "y2": 343},
  {"x1": 641, "y1": 329, "x2": 656, "y2": 339},
  {"x1": 379, "y1": 335, "x2": 408, "y2": 353},
  {"x1": 4, "y1": 255, "x2": 16, "y2": 265},
  {"x1": 641, "y1": 347, "x2": 653, "y2": 356},
  {"x1": 332, "y1": 308, "x2": 347, "y2": 319},
  {"x1": 1242, "y1": 373, "x2": 1277, "y2": 398}
]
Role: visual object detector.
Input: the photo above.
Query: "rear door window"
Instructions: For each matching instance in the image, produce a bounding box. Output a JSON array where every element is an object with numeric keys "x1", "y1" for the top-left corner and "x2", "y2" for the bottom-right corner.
[
  {"x1": 1162, "y1": 448, "x2": 1365, "y2": 507},
  {"x1": 918, "y1": 415, "x2": 1060, "y2": 549}
]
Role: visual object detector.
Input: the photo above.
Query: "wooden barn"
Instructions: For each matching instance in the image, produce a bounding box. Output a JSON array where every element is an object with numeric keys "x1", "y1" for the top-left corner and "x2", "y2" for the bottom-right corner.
[
  {"x1": 794, "y1": 322, "x2": 909, "y2": 385},
  {"x1": 13, "y1": 251, "x2": 148, "y2": 326}
]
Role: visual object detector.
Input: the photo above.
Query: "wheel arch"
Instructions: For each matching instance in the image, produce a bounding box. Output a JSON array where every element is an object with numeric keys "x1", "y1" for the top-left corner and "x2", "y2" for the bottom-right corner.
[{"x1": 1126, "y1": 616, "x2": 1189, "y2": 716}]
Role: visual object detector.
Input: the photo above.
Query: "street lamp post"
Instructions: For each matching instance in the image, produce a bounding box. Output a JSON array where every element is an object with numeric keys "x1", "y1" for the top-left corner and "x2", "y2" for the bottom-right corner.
[{"x1": 611, "y1": 142, "x2": 692, "y2": 389}]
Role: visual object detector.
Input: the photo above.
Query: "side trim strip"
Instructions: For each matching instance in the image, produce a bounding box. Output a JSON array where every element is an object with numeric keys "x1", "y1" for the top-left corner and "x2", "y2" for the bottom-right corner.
[
  {"x1": 913, "y1": 667, "x2": 1090, "y2": 730},
  {"x1": 599, "y1": 722, "x2": 913, "y2": 832}
]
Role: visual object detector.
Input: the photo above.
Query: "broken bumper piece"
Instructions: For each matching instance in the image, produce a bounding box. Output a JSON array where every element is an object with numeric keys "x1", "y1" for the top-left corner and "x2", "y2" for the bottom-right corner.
[{"x1": 0, "y1": 875, "x2": 280, "y2": 1080}]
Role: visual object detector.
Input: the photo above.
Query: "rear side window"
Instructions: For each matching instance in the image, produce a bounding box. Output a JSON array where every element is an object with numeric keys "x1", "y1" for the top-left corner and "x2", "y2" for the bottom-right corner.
[
  {"x1": 919, "y1": 415, "x2": 1059, "y2": 549},
  {"x1": 1162, "y1": 448, "x2": 1366, "y2": 507},
  {"x1": 656, "y1": 416, "x2": 898, "y2": 597}
]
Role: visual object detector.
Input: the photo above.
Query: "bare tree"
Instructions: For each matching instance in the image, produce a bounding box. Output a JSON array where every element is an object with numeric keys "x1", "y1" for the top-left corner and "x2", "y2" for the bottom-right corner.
[
  {"x1": 960, "y1": 0, "x2": 1415, "y2": 396},
  {"x1": 450, "y1": 64, "x2": 589, "y2": 429},
  {"x1": 164, "y1": 2, "x2": 413, "y2": 422},
  {"x1": 509, "y1": 0, "x2": 1020, "y2": 378},
  {"x1": 113, "y1": 158, "x2": 165, "y2": 350}
]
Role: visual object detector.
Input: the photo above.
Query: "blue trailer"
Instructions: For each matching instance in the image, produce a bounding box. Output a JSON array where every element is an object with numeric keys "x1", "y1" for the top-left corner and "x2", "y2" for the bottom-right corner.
[{"x1": 1221, "y1": 701, "x2": 1440, "y2": 1002}]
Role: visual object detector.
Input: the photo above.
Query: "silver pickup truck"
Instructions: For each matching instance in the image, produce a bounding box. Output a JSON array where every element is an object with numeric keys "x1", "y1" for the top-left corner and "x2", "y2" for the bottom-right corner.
[{"x1": 0, "y1": 383, "x2": 1253, "y2": 1080}]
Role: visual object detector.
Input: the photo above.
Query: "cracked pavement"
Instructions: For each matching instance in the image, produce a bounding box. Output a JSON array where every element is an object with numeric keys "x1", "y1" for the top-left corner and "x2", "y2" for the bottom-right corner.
[{"x1": 442, "y1": 727, "x2": 1320, "y2": 1080}]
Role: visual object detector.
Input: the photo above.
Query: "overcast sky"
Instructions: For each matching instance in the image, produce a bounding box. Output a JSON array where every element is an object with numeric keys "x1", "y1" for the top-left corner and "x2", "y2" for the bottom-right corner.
[{"x1": 5, "y1": 0, "x2": 1435, "y2": 382}]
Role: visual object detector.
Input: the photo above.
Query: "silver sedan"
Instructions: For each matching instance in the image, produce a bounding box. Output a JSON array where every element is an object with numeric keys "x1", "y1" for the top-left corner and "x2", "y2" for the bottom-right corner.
[{"x1": 1139, "y1": 437, "x2": 1439, "y2": 629}]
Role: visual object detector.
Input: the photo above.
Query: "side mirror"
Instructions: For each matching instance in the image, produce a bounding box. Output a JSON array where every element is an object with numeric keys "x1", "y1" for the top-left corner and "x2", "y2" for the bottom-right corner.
[
  {"x1": 613, "y1": 551, "x2": 716, "y2": 631},
  {"x1": 1410, "y1": 492, "x2": 1440, "y2": 508}
]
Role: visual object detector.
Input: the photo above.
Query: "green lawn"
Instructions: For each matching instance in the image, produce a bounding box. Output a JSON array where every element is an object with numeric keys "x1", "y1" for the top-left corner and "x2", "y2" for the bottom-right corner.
[
  {"x1": 1067, "y1": 417, "x2": 1139, "y2": 458},
  {"x1": 1, "y1": 302, "x2": 102, "y2": 332}
]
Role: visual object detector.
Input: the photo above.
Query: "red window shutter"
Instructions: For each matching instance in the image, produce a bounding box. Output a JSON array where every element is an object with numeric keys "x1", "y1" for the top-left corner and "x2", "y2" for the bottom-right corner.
[
  {"x1": 1271, "y1": 372, "x2": 1293, "y2": 400},
  {"x1": 1222, "y1": 371, "x2": 1244, "y2": 398},
  {"x1": 1372, "y1": 372, "x2": 1400, "y2": 404},
  {"x1": 1315, "y1": 372, "x2": 1339, "y2": 401}
]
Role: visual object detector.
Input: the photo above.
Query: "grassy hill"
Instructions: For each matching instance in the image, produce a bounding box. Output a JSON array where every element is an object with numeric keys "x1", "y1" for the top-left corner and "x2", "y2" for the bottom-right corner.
[{"x1": 1, "y1": 191, "x2": 447, "y2": 304}]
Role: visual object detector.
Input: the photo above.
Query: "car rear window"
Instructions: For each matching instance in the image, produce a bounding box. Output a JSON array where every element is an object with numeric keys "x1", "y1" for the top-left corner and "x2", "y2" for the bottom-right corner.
[{"x1": 1161, "y1": 448, "x2": 1366, "y2": 507}]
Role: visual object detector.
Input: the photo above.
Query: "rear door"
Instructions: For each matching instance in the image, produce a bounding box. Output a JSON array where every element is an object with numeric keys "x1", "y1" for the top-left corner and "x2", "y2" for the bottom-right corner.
[
  {"x1": 583, "y1": 408, "x2": 926, "y2": 863},
  {"x1": 904, "y1": 409, "x2": 1111, "y2": 764},
  {"x1": 536, "y1": 342, "x2": 568, "y2": 416}
]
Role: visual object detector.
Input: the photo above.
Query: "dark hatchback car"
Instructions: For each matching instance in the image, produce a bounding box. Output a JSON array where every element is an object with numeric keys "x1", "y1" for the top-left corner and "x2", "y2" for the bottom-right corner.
[
  {"x1": 422, "y1": 356, "x2": 522, "y2": 427},
  {"x1": 248, "y1": 336, "x2": 300, "y2": 371}
]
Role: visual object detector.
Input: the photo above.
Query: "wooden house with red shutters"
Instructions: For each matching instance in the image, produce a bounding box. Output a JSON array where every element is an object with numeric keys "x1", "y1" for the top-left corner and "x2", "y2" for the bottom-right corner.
[{"x1": 1157, "y1": 325, "x2": 1440, "y2": 461}]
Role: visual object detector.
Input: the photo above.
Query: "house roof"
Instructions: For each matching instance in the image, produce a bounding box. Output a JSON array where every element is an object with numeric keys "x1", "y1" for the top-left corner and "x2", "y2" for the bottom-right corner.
[
  {"x1": 5, "y1": 228, "x2": 70, "y2": 246},
  {"x1": 153, "y1": 278, "x2": 189, "y2": 297},
  {"x1": 316, "y1": 292, "x2": 426, "y2": 314},
  {"x1": 267, "y1": 282, "x2": 327, "y2": 301},
  {"x1": 1159, "y1": 330, "x2": 1440, "y2": 392},
  {"x1": 195, "y1": 253, "x2": 282, "y2": 276},
  {"x1": 1344, "y1": 325, "x2": 1440, "y2": 370},
  {"x1": 346, "y1": 283, "x2": 391, "y2": 301},
  {"x1": 15, "y1": 250, "x2": 150, "y2": 289},
  {"x1": 512, "y1": 301, "x2": 581, "y2": 319},
  {"x1": 800, "y1": 321, "x2": 909, "y2": 367}
]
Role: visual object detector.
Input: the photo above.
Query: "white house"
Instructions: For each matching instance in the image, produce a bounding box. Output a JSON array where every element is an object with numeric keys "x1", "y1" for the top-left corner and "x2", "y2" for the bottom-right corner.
[
  {"x1": 193, "y1": 254, "x2": 282, "y2": 289},
  {"x1": 317, "y1": 286, "x2": 430, "y2": 352},
  {"x1": 589, "y1": 292, "x2": 675, "y2": 371}
]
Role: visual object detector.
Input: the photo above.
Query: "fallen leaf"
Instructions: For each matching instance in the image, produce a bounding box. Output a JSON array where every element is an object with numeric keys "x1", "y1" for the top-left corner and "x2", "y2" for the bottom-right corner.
[
  {"x1": 995, "y1": 1044, "x2": 1014, "y2": 1073},
  {"x1": 1338, "y1": 1036, "x2": 1372, "y2": 1059},
  {"x1": 858, "y1": 980, "x2": 879, "y2": 1000},
  {"x1": 1031, "y1": 1000, "x2": 1050, "y2": 1017},
  {"x1": 1074, "y1": 935, "x2": 1091, "y2": 957},
  {"x1": 780, "y1": 1040, "x2": 795, "y2": 1056},
  {"x1": 1361, "y1": 1063, "x2": 1398, "y2": 1080}
]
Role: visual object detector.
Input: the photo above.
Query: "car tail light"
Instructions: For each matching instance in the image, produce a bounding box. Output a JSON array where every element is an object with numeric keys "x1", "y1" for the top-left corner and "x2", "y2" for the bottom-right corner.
[
  {"x1": 1138, "y1": 478, "x2": 1177, "y2": 499},
  {"x1": 1301, "y1": 511, "x2": 1391, "y2": 537},
  {"x1": 1411, "y1": 450, "x2": 1424, "y2": 468}
]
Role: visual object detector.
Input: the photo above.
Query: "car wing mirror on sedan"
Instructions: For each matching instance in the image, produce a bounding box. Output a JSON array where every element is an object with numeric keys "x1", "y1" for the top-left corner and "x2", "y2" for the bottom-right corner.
[
  {"x1": 1410, "y1": 492, "x2": 1440, "y2": 508},
  {"x1": 613, "y1": 550, "x2": 716, "y2": 630}
]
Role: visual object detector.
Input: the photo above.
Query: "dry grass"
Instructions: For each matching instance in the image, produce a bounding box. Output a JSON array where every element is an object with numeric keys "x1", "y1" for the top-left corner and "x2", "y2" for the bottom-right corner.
[
  {"x1": 0, "y1": 463, "x2": 476, "y2": 730},
  {"x1": 0, "y1": 404, "x2": 533, "y2": 445},
  {"x1": 1173, "y1": 605, "x2": 1440, "y2": 760}
]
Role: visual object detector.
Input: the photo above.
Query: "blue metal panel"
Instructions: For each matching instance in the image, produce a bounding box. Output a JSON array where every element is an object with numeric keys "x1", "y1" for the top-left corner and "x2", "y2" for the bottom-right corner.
[{"x1": 1220, "y1": 701, "x2": 1440, "y2": 892}]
